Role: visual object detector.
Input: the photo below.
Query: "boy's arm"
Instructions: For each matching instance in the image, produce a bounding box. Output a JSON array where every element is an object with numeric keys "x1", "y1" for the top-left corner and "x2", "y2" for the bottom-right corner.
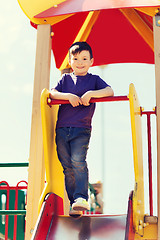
[
  {"x1": 49, "y1": 89, "x2": 82, "y2": 107},
  {"x1": 81, "y1": 86, "x2": 114, "y2": 106}
]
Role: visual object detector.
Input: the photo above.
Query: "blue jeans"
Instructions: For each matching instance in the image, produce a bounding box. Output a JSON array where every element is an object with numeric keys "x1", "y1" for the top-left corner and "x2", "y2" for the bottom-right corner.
[{"x1": 56, "y1": 127, "x2": 91, "y2": 205}]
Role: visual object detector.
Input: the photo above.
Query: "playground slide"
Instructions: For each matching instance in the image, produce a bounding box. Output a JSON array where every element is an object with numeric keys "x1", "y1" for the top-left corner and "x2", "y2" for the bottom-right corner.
[
  {"x1": 32, "y1": 192, "x2": 134, "y2": 240},
  {"x1": 32, "y1": 85, "x2": 142, "y2": 240},
  {"x1": 45, "y1": 215, "x2": 126, "y2": 240}
]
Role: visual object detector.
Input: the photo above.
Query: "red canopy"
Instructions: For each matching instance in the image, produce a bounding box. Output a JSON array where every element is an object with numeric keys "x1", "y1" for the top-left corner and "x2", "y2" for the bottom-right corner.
[
  {"x1": 31, "y1": 1, "x2": 156, "y2": 68},
  {"x1": 35, "y1": 0, "x2": 160, "y2": 17},
  {"x1": 49, "y1": 9, "x2": 154, "y2": 68}
]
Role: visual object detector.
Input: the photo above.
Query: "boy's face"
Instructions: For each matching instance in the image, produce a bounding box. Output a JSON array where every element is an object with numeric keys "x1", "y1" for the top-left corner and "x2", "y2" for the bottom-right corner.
[{"x1": 69, "y1": 50, "x2": 94, "y2": 76}]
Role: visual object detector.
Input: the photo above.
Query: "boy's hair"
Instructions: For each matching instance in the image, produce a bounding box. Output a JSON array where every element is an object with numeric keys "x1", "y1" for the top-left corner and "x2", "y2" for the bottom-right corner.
[{"x1": 69, "y1": 42, "x2": 93, "y2": 59}]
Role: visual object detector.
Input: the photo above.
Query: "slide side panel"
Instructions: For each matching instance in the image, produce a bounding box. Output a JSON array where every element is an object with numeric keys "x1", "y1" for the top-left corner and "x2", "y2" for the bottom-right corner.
[
  {"x1": 39, "y1": 89, "x2": 64, "y2": 211},
  {"x1": 129, "y1": 83, "x2": 144, "y2": 235}
]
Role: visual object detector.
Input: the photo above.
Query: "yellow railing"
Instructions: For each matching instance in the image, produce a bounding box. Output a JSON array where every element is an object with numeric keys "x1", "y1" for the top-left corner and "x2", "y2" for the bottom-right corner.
[
  {"x1": 39, "y1": 88, "x2": 64, "y2": 213},
  {"x1": 129, "y1": 83, "x2": 145, "y2": 236}
]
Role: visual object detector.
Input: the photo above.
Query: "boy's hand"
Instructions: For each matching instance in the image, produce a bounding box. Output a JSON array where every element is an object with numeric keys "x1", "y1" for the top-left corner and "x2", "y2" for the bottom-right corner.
[
  {"x1": 68, "y1": 93, "x2": 82, "y2": 107},
  {"x1": 81, "y1": 91, "x2": 92, "y2": 106}
]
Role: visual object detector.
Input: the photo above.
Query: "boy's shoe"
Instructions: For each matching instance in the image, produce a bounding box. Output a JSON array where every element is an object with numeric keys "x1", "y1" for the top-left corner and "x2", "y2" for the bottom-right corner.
[
  {"x1": 72, "y1": 198, "x2": 90, "y2": 211},
  {"x1": 69, "y1": 206, "x2": 83, "y2": 218}
]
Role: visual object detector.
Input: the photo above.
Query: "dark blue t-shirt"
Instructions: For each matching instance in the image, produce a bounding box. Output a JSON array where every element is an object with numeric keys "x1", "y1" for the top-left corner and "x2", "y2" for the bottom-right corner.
[{"x1": 54, "y1": 72, "x2": 110, "y2": 129}]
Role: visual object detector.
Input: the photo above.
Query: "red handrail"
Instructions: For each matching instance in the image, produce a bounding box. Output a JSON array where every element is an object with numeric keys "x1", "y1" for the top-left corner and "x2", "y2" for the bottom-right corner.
[{"x1": 47, "y1": 95, "x2": 129, "y2": 106}]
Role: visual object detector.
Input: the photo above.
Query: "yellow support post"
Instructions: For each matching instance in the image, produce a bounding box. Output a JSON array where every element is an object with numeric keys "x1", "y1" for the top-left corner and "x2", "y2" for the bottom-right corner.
[
  {"x1": 153, "y1": 15, "x2": 160, "y2": 240},
  {"x1": 59, "y1": 10, "x2": 100, "y2": 71},
  {"x1": 25, "y1": 24, "x2": 52, "y2": 240}
]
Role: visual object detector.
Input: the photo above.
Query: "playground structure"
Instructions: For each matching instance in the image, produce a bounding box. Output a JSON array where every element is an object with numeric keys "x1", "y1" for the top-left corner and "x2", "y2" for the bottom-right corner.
[
  {"x1": 31, "y1": 84, "x2": 156, "y2": 239},
  {"x1": 30, "y1": 83, "x2": 157, "y2": 239},
  {"x1": 1, "y1": 0, "x2": 160, "y2": 239}
]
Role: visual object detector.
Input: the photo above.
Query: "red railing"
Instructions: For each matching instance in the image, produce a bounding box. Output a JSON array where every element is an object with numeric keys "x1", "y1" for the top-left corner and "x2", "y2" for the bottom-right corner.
[
  {"x1": 0, "y1": 180, "x2": 28, "y2": 240},
  {"x1": 140, "y1": 107, "x2": 156, "y2": 216},
  {"x1": 47, "y1": 96, "x2": 129, "y2": 106}
]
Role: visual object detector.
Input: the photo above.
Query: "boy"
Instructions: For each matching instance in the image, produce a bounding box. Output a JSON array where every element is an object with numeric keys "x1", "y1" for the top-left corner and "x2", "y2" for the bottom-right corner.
[{"x1": 50, "y1": 42, "x2": 114, "y2": 216}]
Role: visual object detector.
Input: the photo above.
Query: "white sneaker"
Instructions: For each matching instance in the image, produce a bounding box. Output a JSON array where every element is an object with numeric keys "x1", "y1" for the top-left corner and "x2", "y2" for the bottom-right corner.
[
  {"x1": 69, "y1": 206, "x2": 82, "y2": 218},
  {"x1": 72, "y1": 198, "x2": 90, "y2": 211}
]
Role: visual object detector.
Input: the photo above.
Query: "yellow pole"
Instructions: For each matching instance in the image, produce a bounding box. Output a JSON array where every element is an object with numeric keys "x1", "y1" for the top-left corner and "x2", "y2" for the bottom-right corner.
[
  {"x1": 25, "y1": 24, "x2": 52, "y2": 240},
  {"x1": 153, "y1": 16, "x2": 160, "y2": 240},
  {"x1": 129, "y1": 84, "x2": 144, "y2": 236}
]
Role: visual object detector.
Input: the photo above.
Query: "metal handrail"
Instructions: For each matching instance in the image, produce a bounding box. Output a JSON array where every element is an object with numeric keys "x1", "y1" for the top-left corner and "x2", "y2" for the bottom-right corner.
[
  {"x1": 0, "y1": 210, "x2": 26, "y2": 215},
  {"x1": 0, "y1": 163, "x2": 29, "y2": 167}
]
